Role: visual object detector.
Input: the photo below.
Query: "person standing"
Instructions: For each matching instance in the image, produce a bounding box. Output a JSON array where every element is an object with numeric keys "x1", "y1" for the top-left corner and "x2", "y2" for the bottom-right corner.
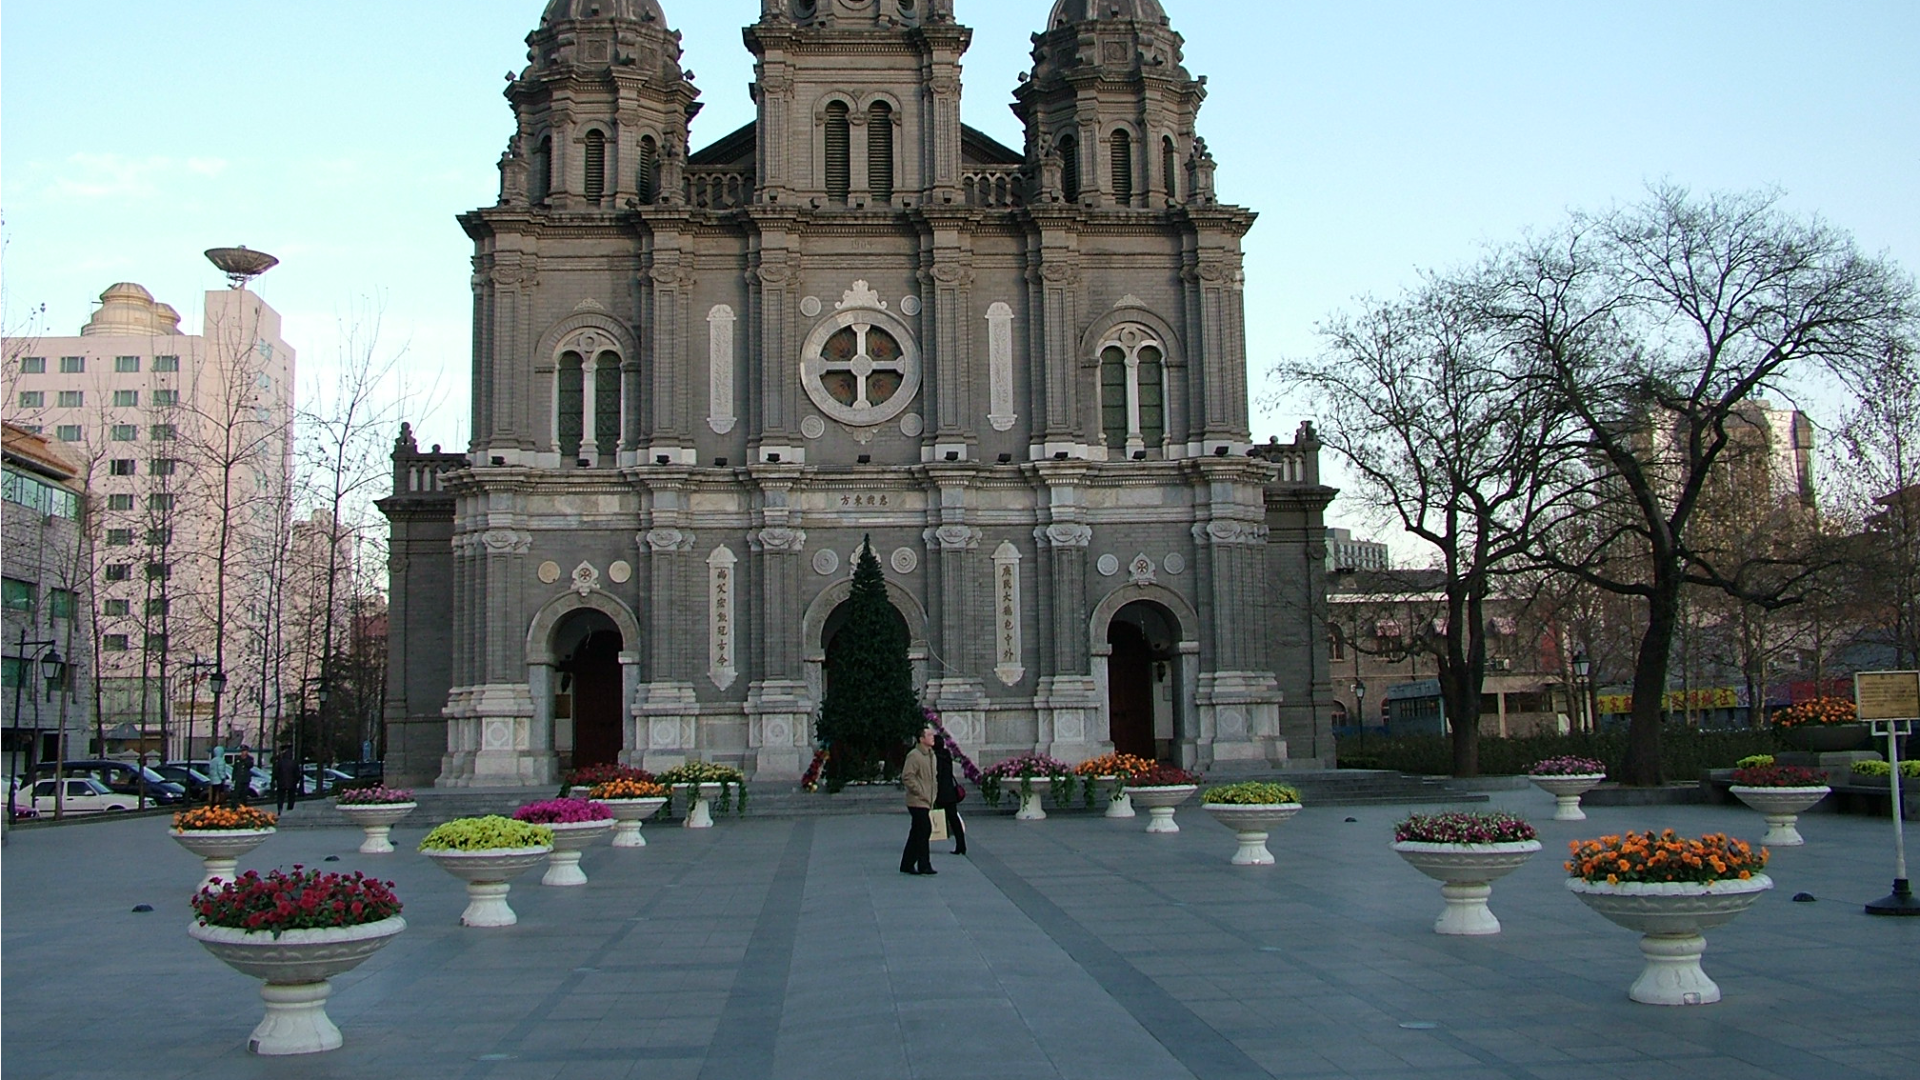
[
  {"x1": 933, "y1": 735, "x2": 966, "y2": 856},
  {"x1": 206, "y1": 744, "x2": 230, "y2": 806},
  {"x1": 233, "y1": 746, "x2": 256, "y2": 803},
  {"x1": 899, "y1": 724, "x2": 937, "y2": 876},
  {"x1": 273, "y1": 746, "x2": 300, "y2": 812}
]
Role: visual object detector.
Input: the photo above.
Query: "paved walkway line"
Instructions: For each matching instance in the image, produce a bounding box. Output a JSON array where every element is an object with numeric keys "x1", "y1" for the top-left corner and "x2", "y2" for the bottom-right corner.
[
  {"x1": 698, "y1": 819, "x2": 816, "y2": 1080},
  {"x1": 968, "y1": 845, "x2": 1267, "y2": 1080}
]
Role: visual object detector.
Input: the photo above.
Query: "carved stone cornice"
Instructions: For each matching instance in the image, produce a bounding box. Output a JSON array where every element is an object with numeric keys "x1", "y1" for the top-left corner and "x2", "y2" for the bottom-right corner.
[
  {"x1": 642, "y1": 528, "x2": 696, "y2": 553},
  {"x1": 1035, "y1": 523, "x2": 1092, "y2": 549},
  {"x1": 926, "y1": 524, "x2": 982, "y2": 550},
  {"x1": 750, "y1": 526, "x2": 807, "y2": 553}
]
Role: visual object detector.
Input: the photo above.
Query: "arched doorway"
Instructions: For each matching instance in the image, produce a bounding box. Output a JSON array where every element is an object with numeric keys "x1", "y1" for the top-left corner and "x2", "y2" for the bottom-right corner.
[
  {"x1": 820, "y1": 596, "x2": 914, "y2": 777},
  {"x1": 1107, "y1": 600, "x2": 1179, "y2": 761},
  {"x1": 552, "y1": 610, "x2": 623, "y2": 771}
]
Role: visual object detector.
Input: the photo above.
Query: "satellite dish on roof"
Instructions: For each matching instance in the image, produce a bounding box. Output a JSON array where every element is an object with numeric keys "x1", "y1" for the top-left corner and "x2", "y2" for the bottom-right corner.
[{"x1": 204, "y1": 246, "x2": 279, "y2": 289}]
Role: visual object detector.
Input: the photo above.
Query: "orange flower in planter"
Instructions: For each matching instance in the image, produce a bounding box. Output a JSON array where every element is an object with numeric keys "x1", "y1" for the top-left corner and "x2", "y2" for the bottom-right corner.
[
  {"x1": 1771, "y1": 696, "x2": 1857, "y2": 729},
  {"x1": 173, "y1": 804, "x2": 278, "y2": 831},
  {"x1": 1566, "y1": 830, "x2": 1765, "y2": 885}
]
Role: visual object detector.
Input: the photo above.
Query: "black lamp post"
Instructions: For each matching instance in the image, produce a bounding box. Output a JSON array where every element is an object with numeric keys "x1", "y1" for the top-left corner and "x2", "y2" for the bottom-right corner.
[
  {"x1": 1352, "y1": 680, "x2": 1367, "y2": 732},
  {"x1": 7, "y1": 634, "x2": 62, "y2": 824},
  {"x1": 1572, "y1": 652, "x2": 1592, "y2": 733}
]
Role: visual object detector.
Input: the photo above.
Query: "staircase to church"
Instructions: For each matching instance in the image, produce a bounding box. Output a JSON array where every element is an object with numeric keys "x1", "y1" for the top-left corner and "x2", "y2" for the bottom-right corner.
[{"x1": 273, "y1": 769, "x2": 1483, "y2": 830}]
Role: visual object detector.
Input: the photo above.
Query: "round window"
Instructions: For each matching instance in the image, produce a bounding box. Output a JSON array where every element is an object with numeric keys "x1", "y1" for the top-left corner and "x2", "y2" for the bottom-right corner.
[{"x1": 800, "y1": 306, "x2": 921, "y2": 426}]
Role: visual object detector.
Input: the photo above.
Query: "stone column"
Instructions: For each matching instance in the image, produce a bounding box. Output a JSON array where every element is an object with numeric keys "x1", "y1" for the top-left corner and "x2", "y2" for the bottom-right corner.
[
  {"x1": 1192, "y1": 512, "x2": 1285, "y2": 771},
  {"x1": 466, "y1": 526, "x2": 549, "y2": 786},
  {"x1": 1033, "y1": 520, "x2": 1098, "y2": 762},
  {"x1": 924, "y1": 518, "x2": 985, "y2": 750},
  {"x1": 633, "y1": 525, "x2": 698, "y2": 771},
  {"x1": 745, "y1": 520, "x2": 809, "y2": 780}
]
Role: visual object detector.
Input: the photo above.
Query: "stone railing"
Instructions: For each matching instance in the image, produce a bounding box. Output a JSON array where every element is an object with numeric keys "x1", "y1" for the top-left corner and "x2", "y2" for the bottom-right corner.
[
  {"x1": 1248, "y1": 424, "x2": 1323, "y2": 487},
  {"x1": 962, "y1": 166, "x2": 1026, "y2": 208},
  {"x1": 387, "y1": 425, "x2": 467, "y2": 504},
  {"x1": 684, "y1": 168, "x2": 753, "y2": 209}
]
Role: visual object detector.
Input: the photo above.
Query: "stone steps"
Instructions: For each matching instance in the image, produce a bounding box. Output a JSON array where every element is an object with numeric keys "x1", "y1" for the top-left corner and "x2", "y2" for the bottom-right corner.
[{"x1": 273, "y1": 769, "x2": 1485, "y2": 829}]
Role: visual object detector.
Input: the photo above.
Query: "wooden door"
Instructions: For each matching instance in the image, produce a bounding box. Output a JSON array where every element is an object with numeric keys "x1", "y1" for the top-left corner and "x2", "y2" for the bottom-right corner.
[{"x1": 1108, "y1": 621, "x2": 1156, "y2": 759}]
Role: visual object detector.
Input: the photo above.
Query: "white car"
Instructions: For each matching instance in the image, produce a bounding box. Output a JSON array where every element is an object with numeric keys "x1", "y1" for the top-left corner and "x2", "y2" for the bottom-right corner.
[{"x1": 10, "y1": 777, "x2": 142, "y2": 816}]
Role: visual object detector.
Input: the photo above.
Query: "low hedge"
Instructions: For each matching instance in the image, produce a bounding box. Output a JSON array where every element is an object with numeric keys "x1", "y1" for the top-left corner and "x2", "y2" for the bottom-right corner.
[{"x1": 1335, "y1": 726, "x2": 1783, "y2": 782}]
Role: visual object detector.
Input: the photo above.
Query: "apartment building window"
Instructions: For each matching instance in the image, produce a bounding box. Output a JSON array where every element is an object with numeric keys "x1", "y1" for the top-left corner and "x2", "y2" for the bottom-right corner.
[
  {"x1": 145, "y1": 598, "x2": 168, "y2": 616},
  {"x1": 107, "y1": 493, "x2": 134, "y2": 511},
  {"x1": 106, "y1": 528, "x2": 134, "y2": 546},
  {"x1": 2, "y1": 578, "x2": 34, "y2": 613},
  {"x1": 109, "y1": 459, "x2": 137, "y2": 476},
  {"x1": 145, "y1": 562, "x2": 170, "y2": 580},
  {"x1": 115, "y1": 356, "x2": 141, "y2": 373},
  {"x1": 103, "y1": 599, "x2": 131, "y2": 616},
  {"x1": 15, "y1": 425, "x2": 40, "y2": 434},
  {"x1": 144, "y1": 633, "x2": 167, "y2": 651},
  {"x1": 113, "y1": 389, "x2": 138, "y2": 407},
  {"x1": 148, "y1": 493, "x2": 175, "y2": 512},
  {"x1": 56, "y1": 425, "x2": 83, "y2": 442},
  {"x1": 59, "y1": 356, "x2": 85, "y2": 374},
  {"x1": 146, "y1": 528, "x2": 172, "y2": 546},
  {"x1": 150, "y1": 424, "x2": 177, "y2": 440},
  {"x1": 57, "y1": 390, "x2": 84, "y2": 407},
  {"x1": 150, "y1": 458, "x2": 177, "y2": 476},
  {"x1": 48, "y1": 589, "x2": 76, "y2": 620},
  {"x1": 111, "y1": 425, "x2": 139, "y2": 441},
  {"x1": 20, "y1": 356, "x2": 46, "y2": 374},
  {"x1": 104, "y1": 564, "x2": 130, "y2": 581},
  {"x1": 152, "y1": 389, "x2": 179, "y2": 407},
  {"x1": 104, "y1": 635, "x2": 130, "y2": 652},
  {"x1": 154, "y1": 355, "x2": 180, "y2": 372},
  {"x1": 17, "y1": 391, "x2": 44, "y2": 408}
]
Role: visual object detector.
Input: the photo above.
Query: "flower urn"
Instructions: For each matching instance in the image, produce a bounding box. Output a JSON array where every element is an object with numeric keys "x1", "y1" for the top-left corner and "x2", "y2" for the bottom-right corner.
[
  {"x1": 1568, "y1": 875, "x2": 1772, "y2": 1004},
  {"x1": 1097, "y1": 776, "x2": 1136, "y2": 818},
  {"x1": 334, "y1": 802, "x2": 416, "y2": 854},
  {"x1": 672, "y1": 782, "x2": 728, "y2": 828},
  {"x1": 171, "y1": 828, "x2": 275, "y2": 893},
  {"x1": 420, "y1": 846, "x2": 552, "y2": 927},
  {"x1": 1202, "y1": 803, "x2": 1302, "y2": 865},
  {"x1": 1124, "y1": 784, "x2": 1198, "y2": 833},
  {"x1": 1392, "y1": 841, "x2": 1542, "y2": 934},
  {"x1": 188, "y1": 916, "x2": 406, "y2": 1055},
  {"x1": 1004, "y1": 777, "x2": 1053, "y2": 821},
  {"x1": 1527, "y1": 774, "x2": 1606, "y2": 821},
  {"x1": 1728, "y1": 785, "x2": 1830, "y2": 846},
  {"x1": 602, "y1": 797, "x2": 668, "y2": 847},
  {"x1": 541, "y1": 818, "x2": 615, "y2": 886}
]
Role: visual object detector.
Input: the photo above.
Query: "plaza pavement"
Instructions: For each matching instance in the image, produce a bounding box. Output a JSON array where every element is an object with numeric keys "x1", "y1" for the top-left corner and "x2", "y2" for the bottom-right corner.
[{"x1": 3, "y1": 784, "x2": 1916, "y2": 1080}]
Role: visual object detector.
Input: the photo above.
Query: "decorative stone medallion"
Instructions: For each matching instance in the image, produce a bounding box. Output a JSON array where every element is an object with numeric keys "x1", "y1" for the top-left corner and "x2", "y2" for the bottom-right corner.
[
  {"x1": 570, "y1": 562, "x2": 600, "y2": 595},
  {"x1": 538, "y1": 561, "x2": 561, "y2": 584},
  {"x1": 1164, "y1": 552, "x2": 1186, "y2": 575},
  {"x1": 608, "y1": 560, "x2": 632, "y2": 584},
  {"x1": 812, "y1": 549, "x2": 840, "y2": 576},
  {"x1": 800, "y1": 415, "x2": 826, "y2": 439},
  {"x1": 900, "y1": 413, "x2": 924, "y2": 437},
  {"x1": 1096, "y1": 554, "x2": 1120, "y2": 576},
  {"x1": 799, "y1": 295, "x2": 822, "y2": 317},
  {"x1": 900, "y1": 295, "x2": 922, "y2": 316},
  {"x1": 890, "y1": 547, "x2": 918, "y2": 574}
]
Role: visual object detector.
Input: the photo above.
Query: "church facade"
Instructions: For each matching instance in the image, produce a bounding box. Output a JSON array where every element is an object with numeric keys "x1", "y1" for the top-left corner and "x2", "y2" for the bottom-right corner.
[{"x1": 380, "y1": 0, "x2": 1338, "y2": 788}]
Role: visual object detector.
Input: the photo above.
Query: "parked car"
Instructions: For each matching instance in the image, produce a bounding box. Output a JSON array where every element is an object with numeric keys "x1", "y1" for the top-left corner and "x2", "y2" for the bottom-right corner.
[
  {"x1": 171, "y1": 760, "x2": 271, "y2": 799},
  {"x1": 299, "y1": 764, "x2": 355, "y2": 795},
  {"x1": 150, "y1": 763, "x2": 214, "y2": 800},
  {"x1": 334, "y1": 760, "x2": 385, "y2": 783},
  {"x1": 10, "y1": 777, "x2": 142, "y2": 816},
  {"x1": 32, "y1": 761, "x2": 184, "y2": 805}
]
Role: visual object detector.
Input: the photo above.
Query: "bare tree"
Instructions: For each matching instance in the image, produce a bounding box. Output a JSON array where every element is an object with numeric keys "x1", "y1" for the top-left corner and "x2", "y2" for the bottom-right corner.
[
  {"x1": 1279, "y1": 272, "x2": 1586, "y2": 774},
  {"x1": 1829, "y1": 339, "x2": 1920, "y2": 668},
  {"x1": 1506, "y1": 185, "x2": 1915, "y2": 784}
]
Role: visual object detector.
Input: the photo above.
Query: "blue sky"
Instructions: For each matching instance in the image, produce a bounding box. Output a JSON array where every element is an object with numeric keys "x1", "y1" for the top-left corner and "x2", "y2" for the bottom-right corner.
[{"x1": 5, "y1": 1, "x2": 1915, "y2": 534}]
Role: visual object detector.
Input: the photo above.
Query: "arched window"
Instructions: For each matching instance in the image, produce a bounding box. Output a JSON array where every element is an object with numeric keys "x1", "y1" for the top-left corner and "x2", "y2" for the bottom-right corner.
[
  {"x1": 557, "y1": 351, "x2": 584, "y2": 459},
  {"x1": 638, "y1": 136, "x2": 658, "y2": 203},
  {"x1": 825, "y1": 101, "x2": 851, "y2": 203},
  {"x1": 535, "y1": 135, "x2": 553, "y2": 203},
  {"x1": 867, "y1": 101, "x2": 894, "y2": 203},
  {"x1": 1110, "y1": 129, "x2": 1132, "y2": 205},
  {"x1": 1097, "y1": 325, "x2": 1166, "y2": 457},
  {"x1": 1162, "y1": 136, "x2": 1179, "y2": 202},
  {"x1": 583, "y1": 130, "x2": 606, "y2": 201},
  {"x1": 1058, "y1": 134, "x2": 1079, "y2": 202},
  {"x1": 594, "y1": 353, "x2": 620, "y2": 453}
]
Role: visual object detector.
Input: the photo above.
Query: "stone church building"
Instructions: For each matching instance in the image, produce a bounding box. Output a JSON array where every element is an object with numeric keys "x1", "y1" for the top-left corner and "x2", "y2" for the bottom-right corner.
[{"x1": 381, "y1": 0, "x2": 1337, "y2": 788}]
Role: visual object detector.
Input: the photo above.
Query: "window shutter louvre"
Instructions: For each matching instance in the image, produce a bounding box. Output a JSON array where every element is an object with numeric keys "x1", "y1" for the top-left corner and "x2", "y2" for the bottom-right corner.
[
  {"x1": 1110, "y1": 129, "x2": 1132, "y2": 205},
  {"x1": 584, "y1": 130, "x2": 605, "y2": 201},
  {"x1": 825, "y1": 102, "x2": 850, "y2": 202},
  {"x1": 868, "y1": 103, "x2": 893, "y2": 202}
]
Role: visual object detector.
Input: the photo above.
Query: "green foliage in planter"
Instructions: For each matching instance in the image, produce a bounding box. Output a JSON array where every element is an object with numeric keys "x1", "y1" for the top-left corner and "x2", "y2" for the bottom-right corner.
[
  {"x1": 816, "y1": 539, "x2": 922, "y2": 789},
  {"x1": 418, "y1": 815, "x2": 552, "y2": 851},
  {"x1": 656, "y1": 761, "x2": 749, "y2": 815},
  {"x1": 1335, "y1": 726, "x2": 1782, "y2": 783},
  {"x1": 1201, "y1": 781, "x2": 1302, "y2": 806},
  {"x1": 1852, "y1": 760, "x2": 1920, "y2": 778},
  {"x1": 1736, "y1": 754, "x2": 1775, "y2": 769}
]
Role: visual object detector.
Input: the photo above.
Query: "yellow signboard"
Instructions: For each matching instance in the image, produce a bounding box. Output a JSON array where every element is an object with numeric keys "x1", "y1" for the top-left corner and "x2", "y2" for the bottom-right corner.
[
  {"x1": 1856, "y1": 671, "x2": 1920, "y2": 722},
  {"x1": 1595, "y1": 688, "x2": 1738, "y2": 715}
]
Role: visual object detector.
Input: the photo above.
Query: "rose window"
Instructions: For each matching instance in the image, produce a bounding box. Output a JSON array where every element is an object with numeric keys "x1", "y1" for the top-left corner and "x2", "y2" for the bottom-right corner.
[{"x1": 800, "y1": 299, "x2": 921, "y2": 427}]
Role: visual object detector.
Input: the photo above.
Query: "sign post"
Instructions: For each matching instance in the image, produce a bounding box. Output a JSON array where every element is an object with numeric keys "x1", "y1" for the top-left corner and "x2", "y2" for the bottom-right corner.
[{"x1": 1856, "y1": 670, "x2": 1920, "y2": 916}]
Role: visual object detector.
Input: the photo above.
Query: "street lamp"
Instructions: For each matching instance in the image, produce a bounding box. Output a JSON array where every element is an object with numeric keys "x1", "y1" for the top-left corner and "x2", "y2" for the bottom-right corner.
[
  {"x1": 1352, "y1": 681, "x2": 1367, "y2": 731},
  {"x1": 1572, "y1": 652, "x2": 1592, "y2": 733},
  {"x1": 7, "y1": 634, "x2": 63, "y2": 824}
]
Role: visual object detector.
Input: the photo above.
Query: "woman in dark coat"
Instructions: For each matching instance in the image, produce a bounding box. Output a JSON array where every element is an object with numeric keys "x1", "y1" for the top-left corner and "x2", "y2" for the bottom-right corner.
[{"x1": 933, "y1": 738, "x2": 966, "y2": 856}]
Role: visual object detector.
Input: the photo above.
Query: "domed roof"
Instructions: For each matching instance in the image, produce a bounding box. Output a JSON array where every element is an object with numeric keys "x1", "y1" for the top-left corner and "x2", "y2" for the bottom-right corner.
[
  {"x1": 82, "y1": 283, "x2": 181, "y2": 337},
  {"x1": 1048, "y1": 0, "x2": 1167, "y2": 27},
  {"x1": 540, "y1": 0, "x2": 667, "y2": 26}
]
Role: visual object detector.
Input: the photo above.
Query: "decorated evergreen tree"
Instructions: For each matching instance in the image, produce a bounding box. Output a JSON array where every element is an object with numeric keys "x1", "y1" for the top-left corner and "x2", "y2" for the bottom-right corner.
[{"x1": 817, "y1": 537, "x2": 921, "y2": 786}]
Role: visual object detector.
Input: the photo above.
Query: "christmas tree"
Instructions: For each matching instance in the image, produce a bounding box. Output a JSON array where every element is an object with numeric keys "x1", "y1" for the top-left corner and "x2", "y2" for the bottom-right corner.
[{"x1": 817, "y1": 536, "x2": 921, "y2": 786}]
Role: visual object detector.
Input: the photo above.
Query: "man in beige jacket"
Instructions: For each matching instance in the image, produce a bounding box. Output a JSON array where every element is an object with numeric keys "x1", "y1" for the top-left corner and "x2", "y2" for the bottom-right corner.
[{"x1": 899, "y1": 724, "x2": 938, "y2": 875}]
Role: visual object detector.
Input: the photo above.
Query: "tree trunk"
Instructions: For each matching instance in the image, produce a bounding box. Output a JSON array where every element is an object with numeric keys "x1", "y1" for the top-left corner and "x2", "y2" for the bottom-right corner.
[{"x1": 1620, "y1": 577, "x2": 1681, "y2": 786}]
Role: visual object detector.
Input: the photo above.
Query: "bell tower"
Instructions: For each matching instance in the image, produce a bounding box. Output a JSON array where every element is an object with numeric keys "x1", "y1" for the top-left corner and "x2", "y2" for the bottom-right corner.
[
  {"x1": 744, "y1": 0, "x2": 969, "y2": 208},
  {"x1": 501, "y1": 0, "x2": 701, "y2": 211},
  {"x1": 1014, "y1": 0, "x2": 1213, "y2": 208}
]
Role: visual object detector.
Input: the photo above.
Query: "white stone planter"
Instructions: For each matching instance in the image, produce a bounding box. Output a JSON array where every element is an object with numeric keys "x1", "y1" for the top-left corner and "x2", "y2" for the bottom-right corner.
[
  {"x1": 1092, "y1": 776, "x2": 1136, "y2": 818},
  {"x1": 540, "y1": 818, "x2": 614, "y2": 886},
  {"x1": 1728, "y1": 785, "x2": 1830, "y2": 845},
  {"x1": 170, "y1": 828, "x2": 275, "y2": 892},
  {"x1": 1201, "y1": 803, "x2": 1302, "y2": 865},
  {"x1": 601, "y1": 797, "x2": 668, "y2": 847},
  {"x1": 420, "y1": 845, "x2": 552, "y2": 927},
  {"x1": 1391, "y1": 840, "x2": 1542, "y2": 934},
  {"x1": 996, "y1": 777, "x2": 1054, "y2": 820},
  {"x1": 671, "y1": 782, "x2": 730, "y2": 828},
  {"x1": 1124, "y1": 784, "x2": 1198, "y2": 833},
  {"x1": 188, "y1": 915, "x2": 406, "y2": 1055},
  {"x1": 334, "y1": 802, "x2": 416, "y2": 854},
  {"x1": 1567, "y1": 874, "x2": 1773, "y2": 1005},
  {"x1": 1528, "y1": 774, "x2": 1606, "y2": 821}
]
